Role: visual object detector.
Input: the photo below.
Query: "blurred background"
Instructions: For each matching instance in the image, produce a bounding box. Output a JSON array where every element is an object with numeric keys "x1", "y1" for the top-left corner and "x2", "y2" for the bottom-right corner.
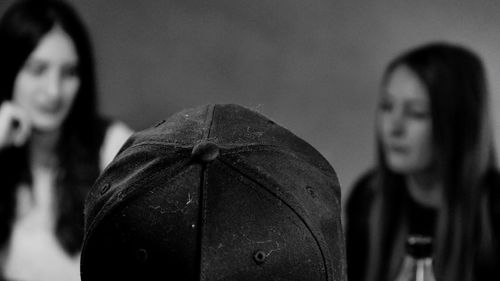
[{"x1": 2, "y1": 0, "x2": 500, "y2": 205}]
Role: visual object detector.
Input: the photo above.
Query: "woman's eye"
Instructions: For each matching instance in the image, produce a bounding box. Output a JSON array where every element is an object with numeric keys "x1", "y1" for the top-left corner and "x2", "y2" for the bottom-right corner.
[
  {"x1": 407, "y1": 108, "x2": 429, "y2": 119},
  {"x1": 379, "y1": 100, "x2": 393, "y2": 112},
  {"x1": 62, "y1": 65, "x2": 79, "y2": 78},
  {"x1": 24, "y1": 61, "x2": 47, "y2": 76}
]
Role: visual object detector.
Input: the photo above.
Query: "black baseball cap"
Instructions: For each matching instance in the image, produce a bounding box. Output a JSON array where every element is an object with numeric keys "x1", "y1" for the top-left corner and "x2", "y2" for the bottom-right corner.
[{"x1": 80, "y1": 104, "x2": 346, "y2": 281}]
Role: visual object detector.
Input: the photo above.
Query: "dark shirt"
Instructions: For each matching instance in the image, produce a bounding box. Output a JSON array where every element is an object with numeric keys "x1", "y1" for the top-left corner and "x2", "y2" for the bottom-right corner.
[
  {"x1": 407, "y1": 194, "x2": 437, "y2": 238},
  {"x1": 345, "y1": 170, "x2": 500, "y2": 281}
]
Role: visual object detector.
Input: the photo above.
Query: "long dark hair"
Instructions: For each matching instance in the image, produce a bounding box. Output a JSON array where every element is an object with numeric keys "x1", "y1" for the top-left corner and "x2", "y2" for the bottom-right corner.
[
  {"x1": 0, "y1": 0, "x2": 107, "y2": 255},
  {"x1": 367, "y1": 42, "x2": 497, "y2": 281}
]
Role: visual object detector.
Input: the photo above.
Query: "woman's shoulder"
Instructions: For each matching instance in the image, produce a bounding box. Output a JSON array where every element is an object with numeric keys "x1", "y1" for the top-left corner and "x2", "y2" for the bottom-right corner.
[{"x1": 99, "y1": 121, "x2": 134, "y2": 170}]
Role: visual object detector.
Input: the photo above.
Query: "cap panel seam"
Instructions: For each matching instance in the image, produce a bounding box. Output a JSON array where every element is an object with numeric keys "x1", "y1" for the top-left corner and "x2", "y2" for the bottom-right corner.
[
  {"x1": 197, "y1": 162, "x2": 210, "y2": 281},
  {"x1": 83, "y1": 157, "x2": 194, "y2": 254},
  {"x1": 126, "y1": 141, "x2": 199, "y2": 149},
  {"x1": 203, "y1": 104, "x2": 216, "y2": 140},
  {"x1": 221, "y1": 145, "x2": 338, "y2": 182},
  {"x1": 217, "y1": 156, "x2": 333, "y2": 281}
]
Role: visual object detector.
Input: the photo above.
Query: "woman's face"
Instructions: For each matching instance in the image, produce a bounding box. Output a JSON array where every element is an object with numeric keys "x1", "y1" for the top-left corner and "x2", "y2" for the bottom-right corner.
[
  {"x1": 378, "y1": 65, "x2": 433, "y2": 175},
  {"x1": 12, "y1": 27, "x2": 80, "y2": 132}
]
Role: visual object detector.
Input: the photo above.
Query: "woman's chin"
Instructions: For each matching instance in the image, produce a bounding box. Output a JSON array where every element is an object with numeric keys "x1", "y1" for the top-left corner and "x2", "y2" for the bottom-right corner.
[
  {"x1": 31, "y1": 119, "x2": 64, "y2": 133},
  {"x1": 387, "y1": 158, "x2": 417, "y2": 174},
  {"x1": 387, "y1": 162, "x2": 430, "y2": 176}
]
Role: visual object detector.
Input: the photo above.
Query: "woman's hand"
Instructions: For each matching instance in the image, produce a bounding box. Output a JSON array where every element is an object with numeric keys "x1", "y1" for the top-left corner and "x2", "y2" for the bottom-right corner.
[{"x1": 0, "y1": 101, "x2": 31, "y2": 150}]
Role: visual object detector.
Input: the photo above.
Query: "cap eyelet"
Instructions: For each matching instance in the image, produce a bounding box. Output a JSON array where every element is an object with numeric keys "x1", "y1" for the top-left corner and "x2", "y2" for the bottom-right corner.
[
  {"x1": 253, "y1": 250, "x2": 267, "y2": 265},
  {"x1": 100, "y1": 183, "x2": 111, "y2": 195},
  {"x1": 306, "y1": 185, "x2": 316, "y2": 198},
  {"x1": 136, "y1": 248, "x2": 148, "y2": 263}
]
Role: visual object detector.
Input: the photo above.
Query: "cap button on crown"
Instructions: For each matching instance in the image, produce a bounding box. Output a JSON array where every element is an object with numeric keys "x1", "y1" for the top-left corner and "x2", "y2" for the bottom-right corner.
[{"x1": 191, "y1": 141, "x2": 220, "y2": 163}]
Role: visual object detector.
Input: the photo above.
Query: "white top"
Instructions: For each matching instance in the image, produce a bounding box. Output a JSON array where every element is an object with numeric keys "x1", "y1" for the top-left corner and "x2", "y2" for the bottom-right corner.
[{"x1": 2, "y1": 122, "x2": 133, "y2": 281}]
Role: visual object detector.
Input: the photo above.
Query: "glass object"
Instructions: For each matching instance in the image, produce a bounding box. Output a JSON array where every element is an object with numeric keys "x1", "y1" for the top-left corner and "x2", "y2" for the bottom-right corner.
[{"x1": 394, "y1": 236, "x2": 436, "y2": 281}]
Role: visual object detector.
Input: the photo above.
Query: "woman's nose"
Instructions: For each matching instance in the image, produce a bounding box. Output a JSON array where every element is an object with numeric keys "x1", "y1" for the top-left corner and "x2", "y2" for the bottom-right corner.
[
  {"x1": 388, "y1": 111, "x2": 405, "y2": 137},
  {"x1": 44, "y1": 72, "x2": 62, "y2": 99}
]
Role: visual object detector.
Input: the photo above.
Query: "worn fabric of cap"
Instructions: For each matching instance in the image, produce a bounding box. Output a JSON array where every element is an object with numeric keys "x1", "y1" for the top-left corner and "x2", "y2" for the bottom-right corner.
[{"x1": 80, "y1": 104, "x2": 346, "y2": 281}]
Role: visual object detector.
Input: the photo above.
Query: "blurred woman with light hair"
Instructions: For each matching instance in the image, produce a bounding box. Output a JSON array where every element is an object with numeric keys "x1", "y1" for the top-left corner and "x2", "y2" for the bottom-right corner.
[{"x1": 346, "y1": 42, "x2": 500, "y2": 281}]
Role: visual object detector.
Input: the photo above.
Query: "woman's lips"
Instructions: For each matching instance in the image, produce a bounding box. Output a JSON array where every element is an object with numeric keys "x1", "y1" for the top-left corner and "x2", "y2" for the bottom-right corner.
[
  {"x1": 387, "y1": 144, "x2": 409, "y2": 154},
  {"x1": 39, "y1": 101, "x2": 63, "y2": 114}
]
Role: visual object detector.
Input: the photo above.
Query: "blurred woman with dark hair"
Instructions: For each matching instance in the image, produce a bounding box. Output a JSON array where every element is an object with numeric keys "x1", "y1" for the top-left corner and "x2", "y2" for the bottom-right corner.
[
  {"x1": 0, "y1": 0, "x2": 132, "y2": 280},
  {"x1": 345, "y1": 42, "x2": 499, "y2": 281}
]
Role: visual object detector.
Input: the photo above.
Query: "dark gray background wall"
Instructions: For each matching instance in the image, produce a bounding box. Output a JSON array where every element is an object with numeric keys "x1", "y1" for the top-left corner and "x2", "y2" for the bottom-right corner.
[{"x1": 2, "y1": 0, "x2": 500, "y2": 204}]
